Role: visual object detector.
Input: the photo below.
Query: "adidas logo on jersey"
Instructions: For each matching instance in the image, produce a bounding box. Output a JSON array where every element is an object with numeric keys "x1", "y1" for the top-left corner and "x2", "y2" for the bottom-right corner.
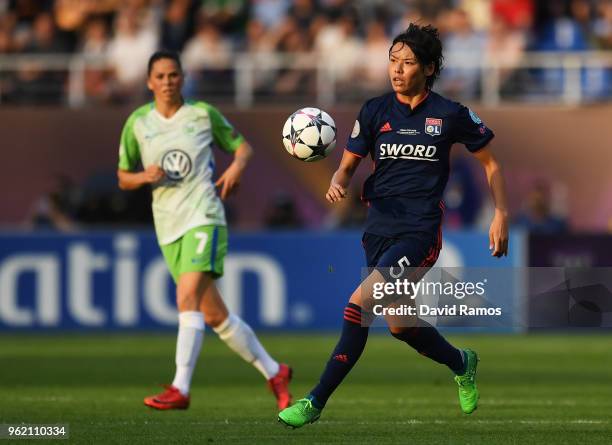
[
  {"x1": 379, "y1": 122, "x2": 392, "y2": 133},
  {"x1": 379, "y1": 144, "x2": 438, "y2": 161}
]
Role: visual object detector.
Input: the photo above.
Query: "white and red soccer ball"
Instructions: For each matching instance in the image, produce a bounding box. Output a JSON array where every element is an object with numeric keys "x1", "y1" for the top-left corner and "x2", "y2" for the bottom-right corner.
[{"x1": 282, "y1": 107, "x2": 336, "y2": 162}]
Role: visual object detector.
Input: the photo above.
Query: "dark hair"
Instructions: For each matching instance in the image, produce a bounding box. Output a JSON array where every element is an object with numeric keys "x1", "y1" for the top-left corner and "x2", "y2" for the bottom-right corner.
[
  {"x1": 389, "y1": 23, "x2": 443, "y2": 89},
  {"x1": 147, "y1": 50, "x2": 183, "y2": 76}
]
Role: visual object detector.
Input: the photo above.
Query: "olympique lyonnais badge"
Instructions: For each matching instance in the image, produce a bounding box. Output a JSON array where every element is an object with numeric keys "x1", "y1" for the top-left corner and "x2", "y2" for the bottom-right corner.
[{"x1": 425, "y1": 118, "x2": 442, "y2": 136}]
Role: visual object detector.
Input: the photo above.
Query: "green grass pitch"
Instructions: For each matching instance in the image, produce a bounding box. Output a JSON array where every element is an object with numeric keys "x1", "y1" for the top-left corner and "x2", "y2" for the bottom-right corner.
[{"x1": 1, "y1": 333, "x2": 610, "y2": 444}]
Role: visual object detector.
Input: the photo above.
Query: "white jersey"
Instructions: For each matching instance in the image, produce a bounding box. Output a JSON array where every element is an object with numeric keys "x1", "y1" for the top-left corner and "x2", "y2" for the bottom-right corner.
[{"x1": 118, "y1": 100, "x2": 244, "y2": 245}]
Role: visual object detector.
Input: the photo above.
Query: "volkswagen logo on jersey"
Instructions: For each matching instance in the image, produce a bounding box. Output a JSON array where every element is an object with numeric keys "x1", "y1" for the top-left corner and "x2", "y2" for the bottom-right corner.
[{"x1": 161, "y1": 149, "x2": 192, "y2": 181}]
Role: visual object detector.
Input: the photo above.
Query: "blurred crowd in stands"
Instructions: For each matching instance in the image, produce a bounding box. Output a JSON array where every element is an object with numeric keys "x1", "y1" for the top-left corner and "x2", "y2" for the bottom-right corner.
[
  {"x1": 1, "y1": 0, "x2": 612, "y2": 104},
  {"x1": 4, "y1": 0, "x2": 581, "y2": 232}
]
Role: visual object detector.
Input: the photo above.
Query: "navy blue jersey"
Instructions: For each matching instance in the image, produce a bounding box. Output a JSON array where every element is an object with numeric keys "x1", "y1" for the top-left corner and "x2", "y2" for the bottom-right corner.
[{"x1": 346, "y1": 91, "x2": 494, "y2": 239}]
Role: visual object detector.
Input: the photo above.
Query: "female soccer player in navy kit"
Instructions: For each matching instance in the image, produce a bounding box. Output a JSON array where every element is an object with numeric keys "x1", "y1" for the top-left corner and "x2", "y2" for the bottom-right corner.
[{"x1": 279, "y1": 23, "x2": 509, "y2": 428}]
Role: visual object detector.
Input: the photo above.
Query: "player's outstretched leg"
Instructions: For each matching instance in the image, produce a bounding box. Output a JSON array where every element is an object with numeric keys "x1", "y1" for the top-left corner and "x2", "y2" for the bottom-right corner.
[
  {"x1": 144, "y1": 310, "x2": 204, "y2": 410},
  {"x1": 390, "y1": 321, "x2": 479, "y2": 413},
  {"x1": 279, "y1": 303, "x2": 369, "y2": 428},
  {"x1": 213, "y1": 313, "x2": 293, "y2": 409},
  {"x1": 192, "y1": 272, "x2": 292, "y2": 410}
]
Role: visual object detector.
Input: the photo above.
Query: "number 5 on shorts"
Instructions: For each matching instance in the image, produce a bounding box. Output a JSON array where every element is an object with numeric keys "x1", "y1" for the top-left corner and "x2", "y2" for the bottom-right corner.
[{"x1": 390, "y1": 256, "x2": 411, "y2": 279}]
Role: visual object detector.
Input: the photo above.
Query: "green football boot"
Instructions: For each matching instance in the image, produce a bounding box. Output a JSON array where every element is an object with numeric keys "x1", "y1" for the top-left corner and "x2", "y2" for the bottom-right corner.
[
  {"x1": 278, "y1": 397, "x2": 322, "y2": 429},
  {"x1": 454, "y1": 349, "x2": 480, "y2": 414}
]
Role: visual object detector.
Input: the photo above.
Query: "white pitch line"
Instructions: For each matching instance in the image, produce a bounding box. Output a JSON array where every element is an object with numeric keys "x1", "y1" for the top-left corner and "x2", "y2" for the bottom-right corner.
[
  {"x1": 85, "y1": 419, "x2": 610, "y2": 427},
  {"x1": 316, "y1": 419, "x2": 610, "y2": 426},
  {"x1": 15, "y1": 396, "x2": 603, "y2": 408},
  {"x1": 333, "y1": 398, "x2": 610, "y2": 407},
  {"x1": 16, "y1": 396, "x2": 74, "y2": 402}
]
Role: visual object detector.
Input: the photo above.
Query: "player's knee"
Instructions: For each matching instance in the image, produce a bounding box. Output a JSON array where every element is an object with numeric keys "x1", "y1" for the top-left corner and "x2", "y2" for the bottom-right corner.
[
  {"x1": 389, "y1": 326, "x2": 410, "y2": 337},
  {"x1": 204, "y1": 312, "x2": 226, "y2": 328},
  {"x1": 390, "y1": 326, "x2": 431, "y2": 353},
  {"x1": 176, "y1": 289, "x2": 201, "y2": 312}
]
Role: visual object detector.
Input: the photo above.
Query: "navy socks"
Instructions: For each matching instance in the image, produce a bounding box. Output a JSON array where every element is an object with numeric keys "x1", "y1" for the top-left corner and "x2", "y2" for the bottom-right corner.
[
  {"x1": 308, "y1": 305, "x2": 465, "y2": 410},
  {"x1": 391, "y1": 320, "x2": 464, "y2": 374},
  {"x1": 309, "y1": 303, "x2": 369, "y2": 408}
]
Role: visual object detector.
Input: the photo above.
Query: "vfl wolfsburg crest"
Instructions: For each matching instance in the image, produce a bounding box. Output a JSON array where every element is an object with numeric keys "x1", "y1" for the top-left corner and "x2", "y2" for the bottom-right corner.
[{"x1": 162, "y1": 149, "x2": 192, "y2": 181}]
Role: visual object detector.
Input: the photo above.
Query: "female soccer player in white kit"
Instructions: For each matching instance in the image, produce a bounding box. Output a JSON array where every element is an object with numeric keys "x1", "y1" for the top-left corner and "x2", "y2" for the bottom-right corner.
[{"x1": 117, "y1": 50, "x2": 292, "y2": 410}]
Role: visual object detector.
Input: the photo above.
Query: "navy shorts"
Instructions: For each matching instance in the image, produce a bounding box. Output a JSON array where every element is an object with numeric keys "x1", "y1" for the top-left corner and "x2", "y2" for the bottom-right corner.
[{"x1": 362, "y1": 231, "x2": 441, "y2": 269}]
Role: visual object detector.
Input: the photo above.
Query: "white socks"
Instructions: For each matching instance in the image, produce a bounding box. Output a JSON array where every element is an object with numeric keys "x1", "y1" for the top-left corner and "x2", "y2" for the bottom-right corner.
[
  {"x1": 214, "y1": 313, "x2": 280, "y2": 380},
  {"x1": 172, "y1": 311, "x2": 205, "y2": 396},
  {"x1": 171, "y1": 312, "x2": 278, "y2": 396}
]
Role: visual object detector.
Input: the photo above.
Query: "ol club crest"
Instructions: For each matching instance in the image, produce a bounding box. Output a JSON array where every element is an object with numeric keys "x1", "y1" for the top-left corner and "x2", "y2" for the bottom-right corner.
[{"x1": 425, "y1": 118, "x2": 442, "y2": 136}]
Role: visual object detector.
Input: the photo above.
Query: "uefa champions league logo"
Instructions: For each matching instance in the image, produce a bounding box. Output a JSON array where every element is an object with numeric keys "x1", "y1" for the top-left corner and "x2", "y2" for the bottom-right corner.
[{"x1": 161, "y1": 149, "x2": 192, "y2": 181}]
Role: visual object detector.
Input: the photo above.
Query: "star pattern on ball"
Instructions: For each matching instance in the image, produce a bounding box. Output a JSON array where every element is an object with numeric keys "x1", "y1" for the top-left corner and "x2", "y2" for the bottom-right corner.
[
  {"x1": 282, "y1": 107, "x2": 337, "y2": 161},
  {"x1": 296, "y1": 115, "x2": 335, "y2": 156}
]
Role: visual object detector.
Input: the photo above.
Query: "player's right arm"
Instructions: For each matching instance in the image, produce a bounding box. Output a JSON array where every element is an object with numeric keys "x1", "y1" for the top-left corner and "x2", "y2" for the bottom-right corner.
[
  {"x1": 326, "y1": 150, "x2": 361, "y2": 203},
  {"x1": 327, "y1": 102, "x2": 372, "y2": 203},
  {"x1": 116, "y1": 107, "x2": 165, "y2": 190},
  {"x1": 117, "y1": 165, "x2": 165, "y2": 190}
]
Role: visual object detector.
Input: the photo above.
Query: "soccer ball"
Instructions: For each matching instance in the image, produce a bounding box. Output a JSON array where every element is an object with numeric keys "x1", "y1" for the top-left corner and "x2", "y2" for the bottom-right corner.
[{"x1": 282, "y1": 107, "x2": 336, "y2": 162}]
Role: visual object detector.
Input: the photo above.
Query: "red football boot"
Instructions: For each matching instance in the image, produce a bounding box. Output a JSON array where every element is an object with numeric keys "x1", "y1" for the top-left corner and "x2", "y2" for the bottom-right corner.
[
  {"x1": 267, "y1": 363, "x2": 293, "y2": 410},
  {"x1": 144, "y1": 385, "x2": 190, "y2": 410}
]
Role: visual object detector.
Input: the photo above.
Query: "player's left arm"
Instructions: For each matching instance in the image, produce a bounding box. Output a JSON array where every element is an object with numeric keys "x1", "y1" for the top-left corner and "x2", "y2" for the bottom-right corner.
[
  {"x1": 472, "y1": 144, "x2": 509, "y2": 257},
  {"x1": 215, "y1": 140, "x2": 253, "y2": 200},
  {"x1": 206, "y1": 103, "x2": 253, "y2": 200}
]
